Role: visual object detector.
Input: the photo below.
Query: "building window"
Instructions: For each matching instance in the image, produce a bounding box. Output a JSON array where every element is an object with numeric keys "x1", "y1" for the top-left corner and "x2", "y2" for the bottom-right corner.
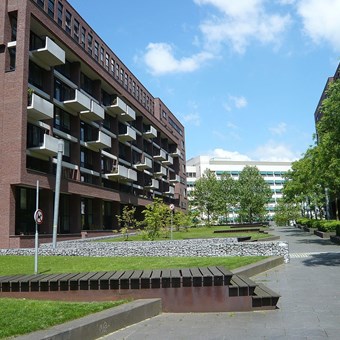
[
  {"x1": 124, "y1": 73, "x2": 128, "y2": 88},
  {"x1": 94, "y1": 41, "x2": 99, "y2": 61},
  {"x1": 73, "y1": 19, "x2": 79, "y2": 41},
  {"x1": 80, "y1": 73, "x2": 94, "y2": 96},
  {"x1": 37, "y1": 0, "x2": 45, "y2": 9},
  {"x1": 54, "y1": 107, "x2": 71, "y2": 133},
  {"x1": 65, "y1": 10, "x2": 72, "y2": 34},
  {"x1": 162, "y1": 110, "x2": 167, "y2": 119},
  {"x1": 29, "y1": 61, "x2": 44, "y2": 89},
  {"x1": 10, "y1": 13, "x2": 17, "y2": 41},
  {"x1": 55, "y1": 59, "x2": 72, "y2": 80},
  {"x1": 120, "y1": 69, "x2": 124, "y2": 83},
  {"x1": 54, "y1": 78, "x2": 74, "y2": 101},
  {"x1": 105, "y1": 53, "x2": 109, "y2": 71},
  {"x1": 27, "y1": 124, "x2": 45, "y2": 148},
  {"x1": 8, "y1": 47, "x2": 16, "y2": 71},
  {"x1": 81, "y1": 27, "x2": 86, "y2": 49},
  {"x1": 132, "y1": 81, "x2": 136, "y2": 96},
  {"x1": 48, "y1": 0, "x2": 54, "y2": 18},
  {"x1": 100, "y1": 47, "x2": 104, "y2": 65},
  {"x1": 87, "y1": 34, "x2": 93, "y2": 55},
  {"x1": 110, "y1": 58, "x2": 115, "y2": 76},
  {"x1": 57, "y1": 1, "x2": 63, "y2": 26},
  {"x1": 115, "y1": 63, "x2": 119, "y2": 79}
]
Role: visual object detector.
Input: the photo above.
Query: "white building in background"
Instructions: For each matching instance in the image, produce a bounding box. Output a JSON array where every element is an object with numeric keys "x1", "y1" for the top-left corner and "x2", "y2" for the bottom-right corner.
[{"x1": 186, "y1": 156, "x2": 292, "y2": 220}]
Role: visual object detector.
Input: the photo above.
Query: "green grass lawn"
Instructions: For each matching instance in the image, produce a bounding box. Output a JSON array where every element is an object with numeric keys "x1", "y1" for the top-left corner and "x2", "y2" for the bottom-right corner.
[
  {"x1": 0, "y1": 298, "x2": 127, "y2": 339},
  {"x1": 0, "y1": 255, "x2": 266, "y2": 276},
  {"x1": 102, "y1": 225, "x2": 272, "y2": 242}
]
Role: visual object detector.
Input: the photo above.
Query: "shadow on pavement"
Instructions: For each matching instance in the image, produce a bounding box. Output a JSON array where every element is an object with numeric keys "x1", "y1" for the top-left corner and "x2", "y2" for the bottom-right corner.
[
  {"x1": 296, "y1": 238, "x2": 338, "y2": 246},
  {"x1": 302, "y1": 252, "x2": 340, "y2": 267}
]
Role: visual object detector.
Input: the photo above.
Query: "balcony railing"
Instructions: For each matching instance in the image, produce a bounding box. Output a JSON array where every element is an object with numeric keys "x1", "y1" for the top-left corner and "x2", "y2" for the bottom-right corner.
[
  {"x1": 162, "y1": 155, "x2": 173, "y2": 166},
  {"x1": 31, "y1": 36, "x2": 65, "y2": 70},
  {"x1": 63, "y1": 89, "x2": 91, "y2": 112},
  {"x1": 164, "y1": 186, "x2": 175, "y2": 196},
  {"x1": 28, "y1": 134, "x2": 59, "y2": 157},
  {"x1": 81, "y1": 100, "x2": 105, "y2": 121},
  {"x1": 118, "y1": 126, "x2": 136, "y2": 142},
  {"x1": 86, "y1": 131, "x2": 111, "y2": 151},
  {"x1": 154, "y1": 165, "x2": 167, "y2": 177},
  {"x1": 105, "y1": 96, "x2": 127, "y2": 116},
  {"x1": 169, "y1": 174, "x2": 180, "y2": 183},
  {"x1": 105, "y1": 164, "x2": 128, "y2": 181},
  {"x1": 120, "y1": 105, "x2": 136, "y2": 122},
  {"x1": 143, "y1": 125, "x2": 157, "y2": 139},
  {"x1": 170, "y1": 147, "x2": 181, "y2": 158},
  {"x1": 145, "y1": 178, "x2": 159, "y2": 190},
  {"x1": 27, "y1": 92, "x2": 53, "y2": 121},
  {"x1": 153, "y1": 148, "x2": 167, "y2": 161},
  {"x1": 135, "y1": 154, "x2": 152, "y2": 171}
]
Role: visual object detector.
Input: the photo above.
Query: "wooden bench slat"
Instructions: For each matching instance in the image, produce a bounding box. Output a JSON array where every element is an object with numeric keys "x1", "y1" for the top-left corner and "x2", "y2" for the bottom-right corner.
[
  {"x1": 181, "y1": 268, "x2": 192, "y2": 287},
  {"x1": 120, "y1": 270, "x2": 134, "y2": 289},
  {"x1": 151, "y1": 270, "x2": 161, "y2": 288},
  {"x1": 161, "y1": 269, "x2": 171, "y2": 288},
  {"x1": 207, "y1": 266, "x2": 224, "y2": 286},
  {"x1": 170, "y1": 269, "x2": 181, "y2": 288},
  {"x1": 199, "y1": 267, "x2": 213, "y2": 286},
  {"x1": 215, "y1": 266, "x2": 233, "y2": 285},
  {"x1": 130, "y1": 270, "x2": 143, "y2": 289},
  {"x1": 110, "y1": 271, "x2": 125, "y2": 289},
  {"x1": 140, "y1": 270, "x2": 152, "y2": 289},
  {"x1": 99, "y1": 271, "x2": 116, "y2": 290}
]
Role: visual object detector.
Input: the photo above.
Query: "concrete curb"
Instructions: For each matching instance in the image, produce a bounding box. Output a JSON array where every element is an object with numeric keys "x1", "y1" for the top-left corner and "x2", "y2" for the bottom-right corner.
[{"x1": 14, "y1": 298, "x2": 162, "y2": 340}]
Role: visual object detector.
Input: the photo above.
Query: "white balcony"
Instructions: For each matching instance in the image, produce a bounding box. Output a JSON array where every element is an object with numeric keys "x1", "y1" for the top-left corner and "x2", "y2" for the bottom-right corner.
[
  {"x1": 154, "y1": 166, "x2": 167, "y2": 177},
  {"x1": 165, "y1": 186, "x2": 175, "y2": 196},
  {"x1": 31, "y1": 36, "x2": 65, "y2": 70},
  {"x1": 145, "y1": 179, "x2": 159, "y2": 190},
  {"x1": 118, "y1": 126, "x2": 136, "y2": 142},
  {"x1": 105, "y1": 97, "x2": 127, "y2": 116},
  {"x1": 162, "y1": 155, "x2": 173, "y2": 166},
  {"x1": 143, "y1": 125, "x2": 157, "y2": 139},
  {"x1": 170, "y1": 174, "x2": 180, "y2": 183},
  {"x1": 128, "y1": 169, "x2": 137, "y2": 182},
  {"x1": 154, "y1": 148, "x2": 167, "y2": 161},
  {"x1": 27, "y1": 93, "x2": 53, "y2": 121},
  {"x1": 86, "y1": 131, "x2": 111, "y2": 151},
  {"x1": 63, "y1": 90, "x2": 91, "y2": 112},
  {"x1": 119, "y1": 105, "x2": 135, "y2": 122},
  {"x1": 106, "y1": 164, "x2": 129, "y2": 181},
  {"x1": 81, "y1": 100, "x2": 105, "y2": 121},
  {"x1": 135, "y1": 155, "x2": 152, "y2": 171},
  {"x1": 170, "y1": 147, "x2": 181, "y2": 158},
  {"x1": 28, "y1": 134, "x2": 59, "y2": 157}
]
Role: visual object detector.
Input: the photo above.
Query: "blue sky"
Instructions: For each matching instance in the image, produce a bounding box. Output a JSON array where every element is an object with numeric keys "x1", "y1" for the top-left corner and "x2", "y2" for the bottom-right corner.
[{"x1": 69, "y1": 0, "x2": 340, "y2": 162}]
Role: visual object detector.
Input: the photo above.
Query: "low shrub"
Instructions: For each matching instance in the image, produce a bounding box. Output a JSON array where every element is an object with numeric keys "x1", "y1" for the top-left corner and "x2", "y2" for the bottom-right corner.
[
  {"x1": 296, "y1": 218, "x2": 310, "y2": 226},
  {"x1": 317, "y1": 220, "x2": 340, "y2": 232}
]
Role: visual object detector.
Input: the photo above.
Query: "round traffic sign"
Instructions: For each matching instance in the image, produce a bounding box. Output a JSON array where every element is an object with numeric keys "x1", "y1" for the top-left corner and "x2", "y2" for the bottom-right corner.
[
  {"x1": 169, "y1": 204, "x2": 175, "y2": 211},
  {"x1": 34, "y1": 209, "x2": 44, "y2": 225}
]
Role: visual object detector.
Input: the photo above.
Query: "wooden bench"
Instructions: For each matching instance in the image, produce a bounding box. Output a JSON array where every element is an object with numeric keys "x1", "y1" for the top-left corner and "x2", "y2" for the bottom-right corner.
[
  {"x1": 213, "y1": 228, "x2": 261, "y2": 233},
  {"x1": 229, "y1": 274, "x2": 257, "y2": 296},
  {"x1": 252, "y1": 283, "x2": 280, "y2": 308}
]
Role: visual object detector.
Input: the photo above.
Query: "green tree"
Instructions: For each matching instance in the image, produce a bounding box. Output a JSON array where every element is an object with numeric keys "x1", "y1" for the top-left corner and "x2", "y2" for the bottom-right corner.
[
  {"x1": 216, "y1": 173, "x2": 238, "y2": 223},
  {"x1": 317, "y1": 78, "x2": 340, "y2": 219},
  {"x1": 274, "y1": 199, "x2": 301, "y2": 226},
  {"x1": 190, "y1": 169, "x2": 220, "y2": 225},
  {"x1": 141, "y1": 198, "x2": 171, "y2": 240},
  {"x1": 283, "y1": 146, "x2": 325, "y2": 218},
  {"x1": 237, "y1": 166, "x2": 272, "y2": 223},
  {"x1": 116, "y1": 206, "x2": 138, "y2": 240}
]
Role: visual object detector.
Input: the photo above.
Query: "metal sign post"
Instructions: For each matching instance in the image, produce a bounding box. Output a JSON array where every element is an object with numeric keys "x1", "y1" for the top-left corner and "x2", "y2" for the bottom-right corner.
[
  {"x1": 34, "y1": 181, "x2": 39, "y2": 275},
  {"x1": 169, "y1": 204, "x2": 175, "y2": 240}
]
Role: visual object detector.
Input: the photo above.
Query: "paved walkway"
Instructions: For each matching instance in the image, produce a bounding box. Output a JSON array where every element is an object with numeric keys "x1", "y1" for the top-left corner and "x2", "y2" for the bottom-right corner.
[{"x1": 101, "y1": 226, "x2": 340, "y2": 340}]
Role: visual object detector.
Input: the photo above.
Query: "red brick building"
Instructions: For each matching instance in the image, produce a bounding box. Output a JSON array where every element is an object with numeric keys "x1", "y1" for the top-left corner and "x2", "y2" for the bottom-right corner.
[{"x1": 0, "y1": 0, "x2": 187, "y2": 248}]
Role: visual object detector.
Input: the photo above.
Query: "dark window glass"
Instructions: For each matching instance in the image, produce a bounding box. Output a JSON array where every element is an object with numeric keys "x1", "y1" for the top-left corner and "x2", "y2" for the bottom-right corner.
[
  {"x1": 37, "y1": 0, "x2": 45, "y2": 8},
  {"x1": 48, "y1": 0, "x2": 54, "y2": 18},
  {"x1": 57, "y1": 1, "x2": 63, "y2": 26},
  {"x1": 80, "y1": 73, "x2": 94, "y2": 96},
  {"x1": 27, "y1": 123, "x2": 45, "y2": 148},
  {"x1": 55, "y1": 60, "x2": 72, "y2": 80},
  {"x1": 73, "y1": 19, "x2": 79, "y2": 41},
  {"x1": 28, "y1": 61, "x2": 44, "y2": 89},
  {"x1": 10, "y1": 14, "x2": 17, "y2": 41},
  {"x1": 29, "y1": 31, "x2": 44, "y2": 50},
  {"x1": 8, "y1": 48, "x2": 16, "y2": 71},
  {"x1": 81, "y1": 27, "x2": 86, "y2": 49},
  {"x1": 54, "y1": 78, "x2": 74, "y2": 101},
  {"x1": 65, "y1": 10, "x2": 72, "y2": 34},
  {"x1": 94, "y1": 41, "x2": 99, "y2": 61},
  {"x1": 87, "y1": 34, "x2": 92, "y2": 55},
  {"x1": 54, "y1": 107, "x2": 71, "y2": 133}
]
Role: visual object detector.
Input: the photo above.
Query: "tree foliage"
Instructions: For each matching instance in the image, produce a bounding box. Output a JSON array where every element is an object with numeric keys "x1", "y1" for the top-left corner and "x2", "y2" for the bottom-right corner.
[
  {"x1": 274, "y1": 200, "x2": 301, "y2": 226},
  {"x1": 237, "y1": 166, "x2": 272, "y2": 223},
  {"x1": 141, "y1": 198, "x2": 171, "y2": 240},
  {"x1": 116, "y1": 206, "x2": 138, "y2": 240}
]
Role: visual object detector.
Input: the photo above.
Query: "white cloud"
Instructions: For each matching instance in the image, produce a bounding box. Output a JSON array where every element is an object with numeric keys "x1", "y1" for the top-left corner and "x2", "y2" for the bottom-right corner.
[
  {"x1": 297, "y1": 0, "x2": 340, "y2": 51},
  {"x1": 143, "y1": 42, "x2": 214, "y2": 75},
  {"x1": 250, "y1": 140, "x2": 299, "y2": 161},
  {"x1": 269, "y1": 122, "x2": 287, "y2": 135},
  {"x1": 194, "y1": 0, "x2": 291, "y2": 53},
  {"x1": 210, "y1": 148, "x2": 252, "y2": 161},
  {"x1": 182, "y1": 113, "x2": 201, "y2": 126},
  {"x1": 224, "y1": 95, "x2": 248, "y2": 112}
]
